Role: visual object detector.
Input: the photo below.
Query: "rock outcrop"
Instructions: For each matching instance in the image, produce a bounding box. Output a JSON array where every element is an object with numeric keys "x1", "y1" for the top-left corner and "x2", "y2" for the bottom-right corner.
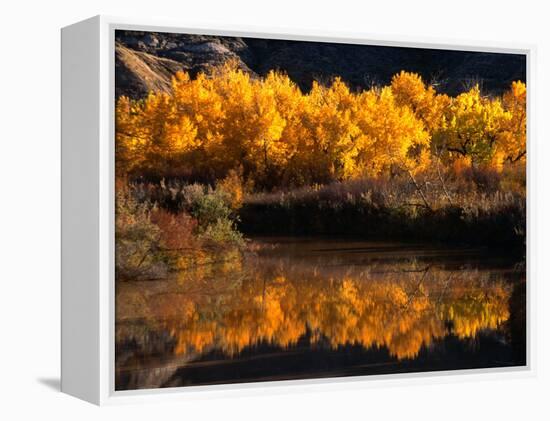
[{"x1": 115, "y1": 30, "x2": 526, "y2": 99}]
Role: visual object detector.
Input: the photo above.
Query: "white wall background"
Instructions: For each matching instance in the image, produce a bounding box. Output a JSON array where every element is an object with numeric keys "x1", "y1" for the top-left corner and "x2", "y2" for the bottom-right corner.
[{"x1": 0, "y1": 0, "x2": 548, "y2": 419}]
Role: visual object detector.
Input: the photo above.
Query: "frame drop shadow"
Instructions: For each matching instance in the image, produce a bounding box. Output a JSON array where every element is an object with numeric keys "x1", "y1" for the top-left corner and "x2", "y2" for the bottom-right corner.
[{"x1": 37, "y1": 377, "x2": 60, "y2": 392}]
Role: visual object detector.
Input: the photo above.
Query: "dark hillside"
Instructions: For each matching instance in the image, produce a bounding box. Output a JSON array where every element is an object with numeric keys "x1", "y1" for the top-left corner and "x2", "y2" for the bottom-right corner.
[{"x1": 116, "y1": 30, "x2": 526, "y2": 99}]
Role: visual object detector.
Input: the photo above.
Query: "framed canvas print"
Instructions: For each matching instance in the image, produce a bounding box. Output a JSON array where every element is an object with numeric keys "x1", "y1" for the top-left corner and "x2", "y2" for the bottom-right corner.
[{"x1": 61, "y1": 16, "x2": 533, "y2": 405}]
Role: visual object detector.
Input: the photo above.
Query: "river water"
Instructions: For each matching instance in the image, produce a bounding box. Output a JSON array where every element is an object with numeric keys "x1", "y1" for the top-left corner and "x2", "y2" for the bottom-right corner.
[{"x1": 115, "y1": 237, "x2": 526, "y2": 390}]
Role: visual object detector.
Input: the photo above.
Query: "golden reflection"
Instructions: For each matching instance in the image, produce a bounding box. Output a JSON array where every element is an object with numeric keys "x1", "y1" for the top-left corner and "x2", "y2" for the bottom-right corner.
[{"x1": 116, "y1": 256, "x2": 512, "y2": 361}]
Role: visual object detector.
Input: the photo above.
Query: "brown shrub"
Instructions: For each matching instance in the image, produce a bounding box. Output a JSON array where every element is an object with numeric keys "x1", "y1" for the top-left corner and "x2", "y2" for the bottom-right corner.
[{"x1": 150, "y1": 208, "x2": 198, "y2": 251}]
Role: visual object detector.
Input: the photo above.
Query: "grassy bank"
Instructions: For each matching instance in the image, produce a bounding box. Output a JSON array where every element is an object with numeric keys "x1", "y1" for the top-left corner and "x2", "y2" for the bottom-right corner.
[
  {"x1": 240, "y1": 191, "x2": 524, "y2": 249},
  {"x1": 115, "y1": 180, "x2": 245, "y2": 281},
  {"x1": 239, "y1": 171, "x2": 525, "y2": 251},
  {"x1": 116, "y1": 162, "x2": 526, "y2": 282}
]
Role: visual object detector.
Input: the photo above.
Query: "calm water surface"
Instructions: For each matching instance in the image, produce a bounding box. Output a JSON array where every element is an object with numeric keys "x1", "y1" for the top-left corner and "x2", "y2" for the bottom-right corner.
[{"x1": 115, "y1": 238, "x2": 526, "y2": 390}]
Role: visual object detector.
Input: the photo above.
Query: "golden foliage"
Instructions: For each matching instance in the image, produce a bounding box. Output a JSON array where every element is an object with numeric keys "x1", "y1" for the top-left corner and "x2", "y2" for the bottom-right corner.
[
  {"x1": 499, "y1": 81, "x2": 527, "y2": 164},
  {"x1": 216, "y1": 168, "x2": 245, "y2": 211},
  {"x1": 116, "y1": 64, "x2": 526, "y2": 186},
  {"x1": 433, "y1": 85, "x2": 512, "y2": 167}
]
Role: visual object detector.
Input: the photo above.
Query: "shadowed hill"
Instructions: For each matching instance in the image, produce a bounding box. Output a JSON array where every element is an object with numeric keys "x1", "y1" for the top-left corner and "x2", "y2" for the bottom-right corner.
[
  {"x1": 115, "y1": 44, "x2": 185, "y2": 98},
  {"x1": 115, "y1": 30, "x2": 526, "y2": 99}
]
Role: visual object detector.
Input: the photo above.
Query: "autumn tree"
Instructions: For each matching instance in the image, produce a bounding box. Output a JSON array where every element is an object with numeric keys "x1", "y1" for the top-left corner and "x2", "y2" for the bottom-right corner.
[
  {"x1": 262, "y1": 71, "x2": 309, "y2": 186},
  {"x1": 355, "y1": 87, "x2": 430, "y2": 175},
  {"x1": 170, "y1": 71, "x2": 225, "y2": 177},
  {"x1": 433, "y1": 85, "x2": 511, "y2": 167},
  {"x1": 299, "y1": 79, "x2": 362, "y2": 182},
  {"x1": 391, "y1": 71, "x2": 450, "y2": 132},
  {"x1": 116, "y1": 66, "x2": 526, "y2": 188},
  {"x1": 498, "y1": 81, "x2": 527, "y2": 164}
]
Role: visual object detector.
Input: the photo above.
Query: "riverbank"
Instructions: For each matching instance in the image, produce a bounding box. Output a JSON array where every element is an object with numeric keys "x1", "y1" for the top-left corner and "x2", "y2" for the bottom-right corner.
[
  {"x1": 239, "y1": 190, "x2": 525, "y2": 251},
  {"x1": 117, "y1": 167, "x2": 526, "y2": 282},
  {"x1": 238, "y1": 170, "x2": 526, "y2": 252}
]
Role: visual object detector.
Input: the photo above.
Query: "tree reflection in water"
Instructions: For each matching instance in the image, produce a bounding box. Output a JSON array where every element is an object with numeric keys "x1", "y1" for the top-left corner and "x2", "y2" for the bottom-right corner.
[{"x1": 116, "y1": 239, "x2": 525, "y2": 390}]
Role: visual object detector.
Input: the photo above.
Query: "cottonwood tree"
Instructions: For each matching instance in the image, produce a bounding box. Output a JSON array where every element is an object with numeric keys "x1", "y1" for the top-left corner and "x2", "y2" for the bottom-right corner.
[
  {"x1": 115, "y1": 65, "x2": 526, "y2": 191},
  {"x1": 498, "y1": 81, "x2": 526, "y2": 164},
  {"x1": 433, "y1": 85, "x2": 510, "y2": 167}
]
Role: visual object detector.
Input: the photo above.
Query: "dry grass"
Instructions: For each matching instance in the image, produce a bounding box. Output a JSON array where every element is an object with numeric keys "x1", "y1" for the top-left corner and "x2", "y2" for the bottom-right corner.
[{"x1": 239, "y1": 167, "x2": 526, "y2": 251}]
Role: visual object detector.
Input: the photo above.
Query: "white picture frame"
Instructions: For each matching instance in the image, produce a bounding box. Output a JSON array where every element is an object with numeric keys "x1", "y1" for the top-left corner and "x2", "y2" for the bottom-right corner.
[{"x1": 61, "y1": 15, "x2": 536, "y2": 405}]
